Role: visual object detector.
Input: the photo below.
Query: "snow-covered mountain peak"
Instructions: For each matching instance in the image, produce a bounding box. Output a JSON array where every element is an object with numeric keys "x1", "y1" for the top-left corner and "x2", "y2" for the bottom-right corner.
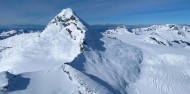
[
  {"x1": 41, "y1": 8, "x2": 86, "y2": 51},
  {"x1": 58, "y1": 8, "x2": 74, "y2": 19},
  {"x1": 150, "y1": 24, "x2": 180, "y2": 31},
  {"x1": 1, "y1": 8, "x2": 190, "y2": 94},
  {"x1": 0, "y1": 8, "x2": 89, "y2": 74},
  {"x1": 0, "y1": 30, "x2": 17, "y2": 37},
  {"x1": 49, "y1": 8, "x2": 74, "y2": 25},
  {"x1": 46, "y1": 8, "x2": 85, "y2": 28},
  {"x1": 104, "y1": 25, "x2": 131, "y2": 35}
]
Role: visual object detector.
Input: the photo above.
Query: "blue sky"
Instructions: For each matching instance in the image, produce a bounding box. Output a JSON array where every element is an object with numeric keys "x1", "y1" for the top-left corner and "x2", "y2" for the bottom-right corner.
[{"x1": 0, "y1": 0, "x2": 190, "y2": 25}]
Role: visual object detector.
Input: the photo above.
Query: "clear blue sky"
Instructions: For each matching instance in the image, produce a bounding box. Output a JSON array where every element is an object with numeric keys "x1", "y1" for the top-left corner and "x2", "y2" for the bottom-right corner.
[{"x1": 0, "y1": 0, "x2": 190, "y2": 25}]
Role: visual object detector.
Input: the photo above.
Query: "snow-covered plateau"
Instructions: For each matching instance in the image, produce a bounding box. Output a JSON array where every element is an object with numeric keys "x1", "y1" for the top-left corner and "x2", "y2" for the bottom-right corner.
[{"x1": 0, "y1": 8, "x2": 190, "y2": 94}]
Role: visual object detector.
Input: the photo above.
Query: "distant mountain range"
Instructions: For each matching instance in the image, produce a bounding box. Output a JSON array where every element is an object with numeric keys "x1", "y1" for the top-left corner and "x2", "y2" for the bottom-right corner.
[
  {"x1": 1, "y1": 24, "x2": 189, "y2": 32},
  {"x1": 0, "y1": 8, "x2": 190, "y2": 94},
  {"x1": 0, "y1": 24, "x2": 45, "y2": 29}
]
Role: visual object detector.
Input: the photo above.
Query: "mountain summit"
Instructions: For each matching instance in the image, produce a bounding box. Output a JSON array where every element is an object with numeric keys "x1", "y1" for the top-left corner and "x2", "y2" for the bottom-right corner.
[
  {"x1": 0, "y1": 8, "x2": 89, "y2": 74},
  {"x1": 0, "y1": 8, "x2": 190, "y2": 94},
  {"x1": 0, "y1": 8, "x2": 144, "y2": 94},
  {"x1": 42, "y1": 8, "x2": 86, "y2": 49}
]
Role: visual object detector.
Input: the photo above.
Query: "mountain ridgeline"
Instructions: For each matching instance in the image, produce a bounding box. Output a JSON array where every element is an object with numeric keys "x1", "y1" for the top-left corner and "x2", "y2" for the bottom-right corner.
[{"x1": 0, "y1": 8, "x2": 190, "y2": 94}]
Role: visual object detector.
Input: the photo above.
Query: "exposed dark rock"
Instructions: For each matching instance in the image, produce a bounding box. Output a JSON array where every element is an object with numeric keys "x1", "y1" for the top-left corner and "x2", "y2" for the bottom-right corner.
[
  {"x1": 66, "y1": 28, "x2": 74, "y2": 39},
  {"x1": 172, "y1": 40, "x2": 180, "y2": 44},
  {"x1": 180, "y1": 40, "x2": 190, "y2": 46},
  {"x1": 62, "y1": 23, "x2": 69, "y2": 27},
  {"x1": 66, "y1": 28, "x2": 72, "y2": 35},
  {"x1": 0, "y1": 47, "x2": 12, "y2": 53},
  {"x1": 171, "y1": 40, "x2": 190, "y2": 46},
  {"x1": 178, "y1": 32, "x2": 185, "y2": 37},
  {"x1": 149, "y1": 37, "x2": 166, "y2": 45},
  {"x1": 80, "y1": 44, "x2": 84, "y2": 52},
  {"x1": 172, "y1": 26, "x2": 179, "y2": 30},
  {"x1": 70, "y1": 15, "x2": 76, "y2": 21},
  {"x1": 77, "y1": 27, "x2": 82, "y2": 31}
]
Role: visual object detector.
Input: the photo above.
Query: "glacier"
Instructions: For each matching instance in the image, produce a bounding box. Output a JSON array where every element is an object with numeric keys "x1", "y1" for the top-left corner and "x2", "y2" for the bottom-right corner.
[{"x1": 0, "y1": 8, "x2": 190, "y2": 94}]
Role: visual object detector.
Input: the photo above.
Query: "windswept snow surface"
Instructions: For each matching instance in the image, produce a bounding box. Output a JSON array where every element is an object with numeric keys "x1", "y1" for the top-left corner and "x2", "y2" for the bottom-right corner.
[
  {"x1": 0, "y1": 8, "x2": 190, "y2": 94},
  {"x1": 131, "y1": 24, "x2": 190, "y2": 47},
  {"x1": 105, "y1": 25, "x2": 190, "y2": 94}
]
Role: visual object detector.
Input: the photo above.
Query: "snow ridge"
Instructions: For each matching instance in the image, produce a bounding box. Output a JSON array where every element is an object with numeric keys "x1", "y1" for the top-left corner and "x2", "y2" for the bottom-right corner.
[
  {"x1": 104, "y1": 24, "x2": 190, "y2": 48},
  {"x1": 0, "y1": 8, "x2": 190, "y2": 94},
  {"x1": 132, "y1": 24, "x2": 190, "y2": 32}
]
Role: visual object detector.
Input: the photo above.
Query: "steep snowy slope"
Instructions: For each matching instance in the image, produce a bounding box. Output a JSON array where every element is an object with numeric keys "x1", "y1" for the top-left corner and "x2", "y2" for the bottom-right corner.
[
  {"x1": 1, "y1": 64, "x2": 119, "y2": 94},
  {"x1": 69, "y1": 37, "x2": 143, "y2": 94},
  {"x1": 0, "y1": 8, "x2": 92, "y2": 94},
  {"x1": 41, "y1": 8, "x2": 86, "y2": 54},
  {"x1": 0, "y1": 8, "x2": 144, "y2": 94},
  {"x1": 1, "y1": 8, "x2": 190, "y2": 94},
  {"x1": 0, "y1": 8, "x2": 87, "y2": 74}
]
